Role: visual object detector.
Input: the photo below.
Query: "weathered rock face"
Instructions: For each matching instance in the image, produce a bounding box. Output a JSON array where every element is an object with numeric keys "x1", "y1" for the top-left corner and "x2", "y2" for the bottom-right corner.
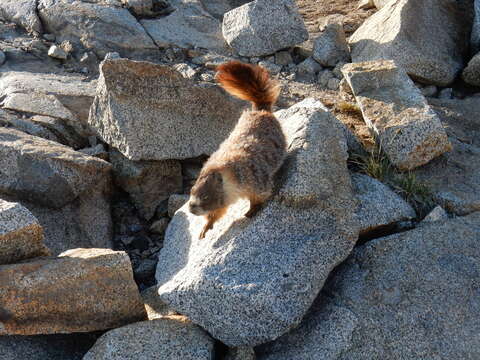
[
  {"x1": 413, "y1": 138, "x2": 480, "y2": 215},
  {"x1": 0, "y1": 199, "x2": 50, "y2": 264},
  {"x1": 342, "y1": 60, "x2": 451, "y2": 170},
  {"x1": 472, "y1": 0, "x2": 480, "y2": 53},
  {"x1": 349, "y1": 0, "x2": 473, "y2": 86},
  {"x1": 0, "y1": 127, "x2": 111, "y2": 209},
  {"x1": 0, "y1": 248, "x2": 146, "y2": 335},
  {"x1": 351, "y1": 173, "x2": 416, "y2": 236},
  {"x1": 462, "y1": 52, "x2": 480, "y2": 87},
  {"x1": 0, "y1": 0, "x2": 43, "y2": 34},
  {"x1": 83, "y1": 318, "x2": 215, "y2": 360},
  {"x1": 0, "y1": 333, "x2": 98, "y2": 360},
  {"x1": 38, "y1": 0, "x2": 158, "y2": 58},
  {"x1": 225, "y1": 347, "x2": 256, "y2": 360},
  {"x1": 88, "y1": 58, "x2": 245, "y2": 160},
  {"x1": 312, "y1": 21, "x2": 350, "y2": 67},
  {"x1": 141, "y1": 0, "x2": 227, "y2": 53},
  {"x1": 141, "y1": 285, "x2": 178, "y2": 320},
  {"x1": 110, "y1": 149, "x2": 182, "y2": 220},
  {"x1": 222, "y1": 0, "x2": 308, "y2": 57},
  {"x1": 428, "y1": 97, "x2": 480, "y2": 147},
  {"x1": 155, "y1": 98, "x2": 359, "y2": 346},
  {"x1": 0, "y1": 72, "x2": 97, "y2": 137},
  {"x1": 259, "y1": 213, "x2": 480, "y2": 359}
]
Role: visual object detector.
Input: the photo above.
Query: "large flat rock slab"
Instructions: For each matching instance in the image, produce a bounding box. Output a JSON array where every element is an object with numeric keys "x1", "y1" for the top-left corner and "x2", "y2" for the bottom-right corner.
[
  {"x1": 0, "y1": 0, "x2": 42, "y2": 34},
  {"x1": 349, "y1": 0, "x2": 473, "y2": 86},
  {"x1": 155, "y1": 99, "x2": 359, "y2": 346},
  {"x1": 0, "y1": 199, "x2": 50, "y2": 264},
  {"x1": 258, "y1": 212, "x2": 480, "y2": 359},
  {"x1": 88, "y1": 58, "x2": 245, "y2": 160},
  {"x1": 342, "y1": 60, "x2": 451, "y2": 170},
  {"x1": 0, "y1": 127, "x2": 112, "y2": 208},
  {"x1": 0, "y1": 248, "x2": 146, "y2": 335}
]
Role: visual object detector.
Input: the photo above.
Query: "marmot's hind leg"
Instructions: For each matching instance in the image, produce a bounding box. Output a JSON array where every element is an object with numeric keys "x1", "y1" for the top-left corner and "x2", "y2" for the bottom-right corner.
[{"x1": 245, "y1": 192, "x2": 270, "y2": 218}]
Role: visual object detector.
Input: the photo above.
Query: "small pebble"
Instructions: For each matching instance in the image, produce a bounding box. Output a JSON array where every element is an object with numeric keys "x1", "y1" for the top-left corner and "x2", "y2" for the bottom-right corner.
[{"x1": 48, "y1": 45, "x2": 67, "y2": 60}]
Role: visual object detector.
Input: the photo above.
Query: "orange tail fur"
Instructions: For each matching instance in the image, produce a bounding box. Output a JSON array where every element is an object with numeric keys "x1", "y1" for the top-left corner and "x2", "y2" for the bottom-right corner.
[{"x1": 215, "y1": 61, "x2": 280, "y2": 111}]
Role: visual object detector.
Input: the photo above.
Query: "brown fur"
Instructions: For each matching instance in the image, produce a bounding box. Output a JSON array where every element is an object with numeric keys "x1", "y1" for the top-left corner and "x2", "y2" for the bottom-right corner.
[{"x1": 189, "y1": 61, "x2": 286, "y2": 239}]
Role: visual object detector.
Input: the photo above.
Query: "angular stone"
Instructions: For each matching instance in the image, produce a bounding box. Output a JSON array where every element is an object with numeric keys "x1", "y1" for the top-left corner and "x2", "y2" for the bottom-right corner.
[
  {"x1": 349, "y1": 0, "x2": 473, "y2": 86},
  {"x1": 222, "y1": 0, "x2": 308, "y2": 57},
  {"x1": 83, "y1": 318, "x2": 214, "y2": 360},
  {"x1": 48, "y1": 45, "x2": 68, "y2": 60},
  {"x1": 167, "y1": 194, "x2": 189, "y2": 217},
  {"x1": 141, "y1": 0, "x2": 227, "y2": 53},
  {"x1": 296, "y1": 57, "x2": 322, "y2": 78},
  {"x1": 38, "y1": 0, "x2": 157, "y2": 59},
  {"x1": 155, "y1": 98, "x2": 358, "y2": 346},
  {"x1": 0, "y1": 199, "x2": 50, "y2": 264},
  {"x1": 462, "y1": 52, "x2": 480, "y2": 87},
  {"x1": 312, "y1": 21, "x2": 350, "y2": 67},
  {"x1": 0, "y1": 333, "x2": 98, "y2": 360},
  {"x1": 110, "y1": 149, "x2": 182, "y2": 220},
  {"x1": 88, "y1": 58, "x2": 245, "y2": 160},
  {"x1": 0, "y1": 110, "x2": 61, "y2": 144},
  {"x1": 422, "y1": 205, "x2": 448, "y2": 223},
  {"x1": 258, "y1": 213, "x2": 480, "y2": 359},
  {"x1": 342, "y1": 60, "x2": 451, "y2": 170},
  {"x1": 0, "y1": 127, "x2": 112, "y2": 209},
  {"x1": 352, "y1": 173, "x2": 416, "y2": 236},
  {"x1": 0, "y1": 71, "x2": 97, "y2": 137},
  {"x1": 0, "y1": 248, "x2": 146, "y2": 335},
  {"x1": 0, "y1": 0, "x2": 43, "y2": 34}
]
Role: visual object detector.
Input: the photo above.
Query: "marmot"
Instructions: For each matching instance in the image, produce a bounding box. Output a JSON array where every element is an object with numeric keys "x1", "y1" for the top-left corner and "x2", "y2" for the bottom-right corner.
[{"x1": 189, "y1": 61, "x2": 287, "y2": 239}]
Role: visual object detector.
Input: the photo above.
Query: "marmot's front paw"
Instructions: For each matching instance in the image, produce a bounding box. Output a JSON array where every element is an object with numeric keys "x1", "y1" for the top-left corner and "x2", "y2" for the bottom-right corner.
[{"x1": 199, "y1": 223, "x2": 211, "y2": 239}]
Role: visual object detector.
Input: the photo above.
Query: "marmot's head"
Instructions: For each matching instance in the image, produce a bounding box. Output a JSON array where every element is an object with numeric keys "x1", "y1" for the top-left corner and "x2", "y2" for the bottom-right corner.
[{"x1": 189, "y1": 171, "x2": 225, "y2": 215}]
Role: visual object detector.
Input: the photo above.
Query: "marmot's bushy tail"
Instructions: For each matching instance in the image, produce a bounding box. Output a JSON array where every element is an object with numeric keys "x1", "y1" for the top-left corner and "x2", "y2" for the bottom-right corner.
[{"x1": 216, "y1": 61, "x2": 280, "y2": 111}]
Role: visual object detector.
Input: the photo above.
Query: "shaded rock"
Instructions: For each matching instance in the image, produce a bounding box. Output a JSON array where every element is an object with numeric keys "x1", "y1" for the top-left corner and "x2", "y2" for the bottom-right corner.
[
  {"x1": 312, "y1": 20, "x2": 350, "y2": 67},
  {"x1": 31, "y1": 115, "x2": 88, "y2": 149},
  {"x1": 413, "y1": 138, "x2": 480, "y2": 215},
  {"x1": 462, "y1": 52, "x2": 480, "y2": 87},
  {"x1": 0, "y1": 248, "x2": 146, "y2": 335},
  {"x1": 258, "y1": 213, "x2": 480, "y2": 359},
  {"x1": 349, "y1": 0, "x2": 473, "y2": 86},
  {"x1": 155, "y1": 98, "x2": 358, "y2": 346},
  {"x1": 38, "y1": 0, "x2": 157, "y2": 59},
  {"x1": 427, "y1": 97, "x2": 480, "y2": 147},
  {"x1": 122, "y1": 0, "x2": 173, "y2": 17},
  {"x1": 88, "y1": 58, "x2": 245, "y2": 160},
  {"x1": 0, "y1": 71, "x2": 97, "y2": 137},
  {"x1": 110, "y1": 149, "x2": 182, "y2": 220},
  {"x1": 342, "y1": 60, "x2": 451, "y2": 170},
  {"x1": 351, "y1": 173, "x2": 416, "y2": 236},
  {"x1": 48, "y1": 44, "x2": 68, "y2": 59},
  {"x1": 0, "y1": 199, "x2": 50, "y2": 264},
  {"x1": 327, "y1": 78, "x2": 340, "y2": 90},
  {"x1": 5, "y1": 176, "x2": 113, "y2": 255},
  {"x1": 472, "y1": 0, "x2": 480, "y2": 53},
  {"x1": 200, "y1": 0, "x2": 250, "y2": 19},
  {"x1": 83, "y1": 318, "x2": 214, "y2": 360},
  {"x1": 0, "y1": 0, "x2": 43, "y2": 34},
  {"x1": 0, "y1": 110, "x2": 61, "y2": 144},
  {"x1": 79, "y1": 144, "x2": 109, "y2": 161},
  {"x1": 0, "y1": 333, "x2": 98, "y2": 360},
  {"x1": 141, "y1": 0, "x2": 227, "y2": 53},
  {"x1": 438, "y1": 88, "x2": 453, "y2": 100},
  {"x1": 0, "y1": 50, "x2": 5, "y2": 66},
  {"x1": 222, "y1": 0, "x2": 308, "y2": 57},
  {"x1": 168, "y1": 194, "x2": 189, "y2": 217},
  {"x1": 256, "y1": 302, "x2": 357, "y2": 360},
  {"x1": 141, "y1": 285, "x2": 178, "y2": 320},
  {"x1": 257, "y1": 61, "x2": 281, "y2": 75},
  {"x1": 0, "y1": 127, "x2": 111, "y2": 209},
  {"x1": 296, "y1": 57, "x2": 322, "y2": 79},
  {"x1": 420, "y1": 84, "x2": 437, "y2": 97},
  {"x1": 226, "y1": 347, "x2": 256, "y2": 360},
  {"x1": 318, "y1": 69, "x2": 334, "y2": 88},
  {"x1": 275, "y1": 51, "x2": 293, "y2": 66},
  {"x1": 422, "y1": 205, "x2": 448, "y2": 223}
]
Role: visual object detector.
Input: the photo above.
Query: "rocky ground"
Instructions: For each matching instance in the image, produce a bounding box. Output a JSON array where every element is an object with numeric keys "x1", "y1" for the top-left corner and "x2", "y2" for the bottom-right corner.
[{"x1": 0, "y1": 0, "x2": 479, "y2": 359}]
